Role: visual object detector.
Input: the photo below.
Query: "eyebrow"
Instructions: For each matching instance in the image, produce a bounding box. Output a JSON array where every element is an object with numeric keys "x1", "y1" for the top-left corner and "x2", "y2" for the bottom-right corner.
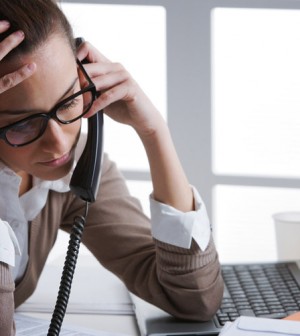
[{"x1": 0, "y1": 78, "x2": 78, "y2": 117}]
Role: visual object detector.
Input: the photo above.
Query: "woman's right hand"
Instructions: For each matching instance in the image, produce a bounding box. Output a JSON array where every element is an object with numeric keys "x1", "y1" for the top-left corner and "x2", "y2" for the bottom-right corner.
[{"x1": 0, "y1": 20, "x2": 36, "y2": 94}]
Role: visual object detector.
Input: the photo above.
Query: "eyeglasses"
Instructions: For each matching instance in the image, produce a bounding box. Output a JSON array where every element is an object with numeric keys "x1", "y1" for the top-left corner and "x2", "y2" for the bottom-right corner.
[{"x1": 0, "y1": 59, "x2": 97, "y2": 147}]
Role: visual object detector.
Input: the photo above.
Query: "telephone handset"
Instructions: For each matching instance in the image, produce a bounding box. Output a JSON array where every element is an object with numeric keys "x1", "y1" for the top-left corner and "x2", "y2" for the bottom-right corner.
[
  {"x1": 70, "y1": 37, "x2": 103, "y2": 203},
  {"x1": 48, "y1": 38, "x2": 103, "y2": 336},
  {"x1": 69, "y1": 103, "x2": 103, "y2": 202}
]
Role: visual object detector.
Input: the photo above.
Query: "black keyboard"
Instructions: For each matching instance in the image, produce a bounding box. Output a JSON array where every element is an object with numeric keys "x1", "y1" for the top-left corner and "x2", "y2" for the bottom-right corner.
[{"x1": 216, "y1": 263, "x2": 300, "y2": 327}]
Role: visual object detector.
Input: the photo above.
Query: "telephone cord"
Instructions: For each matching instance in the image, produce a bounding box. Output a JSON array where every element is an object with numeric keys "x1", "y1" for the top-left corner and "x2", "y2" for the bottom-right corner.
[{"x1": 47, "y1": 201, "x2": 89, "y2": 336}]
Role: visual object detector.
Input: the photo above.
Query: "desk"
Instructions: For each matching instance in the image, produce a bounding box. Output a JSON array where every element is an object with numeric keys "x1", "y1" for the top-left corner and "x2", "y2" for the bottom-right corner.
[
  {"x1": 21, "y1": 312, "x2": 139, "y2": 335},
  {"x1": 17, "y1": 245, "x2": 140, "y2": 335}
]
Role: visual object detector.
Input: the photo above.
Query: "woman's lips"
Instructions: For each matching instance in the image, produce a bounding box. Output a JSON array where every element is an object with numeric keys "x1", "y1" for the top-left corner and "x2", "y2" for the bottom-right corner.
[{"x1": 39, "y1": 152, "x2": 72, "y2": 168}]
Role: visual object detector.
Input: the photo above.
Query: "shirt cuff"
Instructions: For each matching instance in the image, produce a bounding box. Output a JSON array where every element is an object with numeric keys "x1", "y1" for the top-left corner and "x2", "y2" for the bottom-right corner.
[
  {"x1": 0, "y1": 220, "x2": 21, "y2": 267},
  {"x1": 150, "y1": 186, "x2": 211, "y2": 251}
]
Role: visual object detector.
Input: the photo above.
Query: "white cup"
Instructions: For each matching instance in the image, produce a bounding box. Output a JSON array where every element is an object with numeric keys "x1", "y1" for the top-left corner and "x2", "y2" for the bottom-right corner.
[{"x1": 273, "y1": 212, "x2": 300, "y2": 261}]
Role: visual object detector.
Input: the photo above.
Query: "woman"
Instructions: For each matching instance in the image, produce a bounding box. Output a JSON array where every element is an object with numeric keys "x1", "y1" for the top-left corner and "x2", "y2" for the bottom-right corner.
[{"x1": 0, "y1": 1, "x2": 223, "y2": 334}]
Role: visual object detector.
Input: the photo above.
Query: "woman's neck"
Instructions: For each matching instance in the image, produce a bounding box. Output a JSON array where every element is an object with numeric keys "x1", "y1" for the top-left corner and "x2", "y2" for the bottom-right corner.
[{"x1": 18, "y1": 171, "x2": 32, "y2": 196}]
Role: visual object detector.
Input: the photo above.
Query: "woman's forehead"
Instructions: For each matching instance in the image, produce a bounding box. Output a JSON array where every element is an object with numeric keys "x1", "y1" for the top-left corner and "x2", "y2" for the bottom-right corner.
[
  {"x1": 1, "y1": 34, "x2": 74, "y2": 74},
  {"x1": 0, "y1": 37, "x2": 77, "y2": 111}
]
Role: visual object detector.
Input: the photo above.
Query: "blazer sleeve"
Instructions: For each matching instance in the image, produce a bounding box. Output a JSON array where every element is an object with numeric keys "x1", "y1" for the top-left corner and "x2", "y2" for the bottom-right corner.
[
  {"x1": 0, "y1": 262, "x2": 15, "y2": 336},
  {"x1": 61, "y1": 153, "x2": 224, "y2": 321}
]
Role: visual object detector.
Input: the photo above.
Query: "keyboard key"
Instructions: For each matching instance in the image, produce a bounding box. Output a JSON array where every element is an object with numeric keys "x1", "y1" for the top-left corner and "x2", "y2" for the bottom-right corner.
[
  {"x1": 256, "y1": 312, "x2": 287, "y2": 319},
  {"x1": 238, "y1": 309, "x2": 255, "y2": 316}
]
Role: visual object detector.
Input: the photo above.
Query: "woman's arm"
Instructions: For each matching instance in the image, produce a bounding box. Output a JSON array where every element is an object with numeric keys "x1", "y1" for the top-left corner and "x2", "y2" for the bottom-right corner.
[
  {"x1": 74, "y1": 42, "x2": 223, "y2": 320},
  {"x1": 139, "y1": 120, "x2": 194, "y2": 212},
  {"x1": 62, "y1": 154, "x2": 223, "y2": 321},
  {"x1": 0, "y1": 21, "x2": 35, "y2": 335},
  {"x1": 77, "y1": 42, "x2": 193, "y2": 212},
  {"x1": 0, "y1": 262, "x2": 15, "y2": 336}
]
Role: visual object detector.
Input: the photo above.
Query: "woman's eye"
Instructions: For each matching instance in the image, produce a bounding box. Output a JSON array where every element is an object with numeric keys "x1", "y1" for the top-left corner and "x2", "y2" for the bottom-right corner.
[
  {"x1": 10, "y1": 120, "x2": 32, "y2": 133},
  {"x1": 60, "y1": 98, "x2": 80, "y2": 111}
]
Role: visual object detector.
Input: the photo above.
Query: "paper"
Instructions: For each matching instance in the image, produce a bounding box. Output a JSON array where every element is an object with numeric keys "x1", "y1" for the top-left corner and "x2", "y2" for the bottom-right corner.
[
  {"x1": 16, "y1": 254, "x2": 133, "y2": 315},
  {"x1": 15, "y1": 313, "x2": 129, "y2": 336},
  {"x1": 220, "y1": 316, "x2": 300, "y2": 335}
]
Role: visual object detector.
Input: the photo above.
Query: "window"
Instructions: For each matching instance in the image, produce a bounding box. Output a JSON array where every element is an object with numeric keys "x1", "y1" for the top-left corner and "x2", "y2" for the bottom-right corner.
[
  {"x1": 211, "y1": 6, "x2": 300, "y2": 263},
  {"x1": 212, "y1": 8, "x2": 300, "y2": 178},
  {"x1": 54, "y1": 1, "x2": 300, "y2": 264},
  {"x1": 214, "y1": 185, "x2": 300, "y2": 262}
]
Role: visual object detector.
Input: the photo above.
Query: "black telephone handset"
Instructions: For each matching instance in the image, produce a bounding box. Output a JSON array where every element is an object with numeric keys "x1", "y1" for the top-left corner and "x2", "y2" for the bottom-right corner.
[
  {"x1": 69, "y1": 108, "x2": 103, "y2": 202},
  {"x1": 48, "y1": 38, "x2": 103, "y2": 336},
  {"x1": 70, "y1": 37, "x2": 103, "y2": 203}
]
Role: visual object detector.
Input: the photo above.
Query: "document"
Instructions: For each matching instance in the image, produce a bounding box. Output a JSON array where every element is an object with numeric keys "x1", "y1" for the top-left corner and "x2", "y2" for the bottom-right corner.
[
  {"x1": 15, "y1": 313, "x2": 129, "y2": 336},
  {"x1": 220, "y1": 316, "x2": 300, "y2": 335}
]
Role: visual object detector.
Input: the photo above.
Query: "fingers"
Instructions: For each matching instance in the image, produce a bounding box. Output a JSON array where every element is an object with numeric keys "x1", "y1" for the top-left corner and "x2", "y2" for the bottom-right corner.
[
  {"x1": 76, "y1": 41, "x2": 110, "y2": 64},
  {"x1": 0, "y1": 63, "x2": 36, "y2": 94},
  {"x1": 85, "y1": 79, "x2": 137, "y2": 119},
  {"x1": 0, "y1": 20, "x2": 10, "y2": 34},
  {"x1": 76, "y1": 41, "x2": 142, "y2": 122},
  {"x1": 84, "y1": 61, "x2": 128, "y2": 86},
  {"x1": 0, "y1": 21, "x2": 36, "y2": 93},
  {"x1": 0, "y1": 22, "x2": 25, "y2": 61},
  {"x1": 0, "y1": 30, "x2": 25, "y2": 60},
  {"x1": 83, "y1": 61, "x2": 132, "y2": 105}
]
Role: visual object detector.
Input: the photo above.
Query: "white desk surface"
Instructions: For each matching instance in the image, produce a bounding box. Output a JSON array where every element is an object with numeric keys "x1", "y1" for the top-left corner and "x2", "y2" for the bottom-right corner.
[
  {"x1": 22, "y1": 312, "x2": 139, "y2": 335},
  {"x1": 16, "y1": 244, "x2": 140, "y2": 335}
]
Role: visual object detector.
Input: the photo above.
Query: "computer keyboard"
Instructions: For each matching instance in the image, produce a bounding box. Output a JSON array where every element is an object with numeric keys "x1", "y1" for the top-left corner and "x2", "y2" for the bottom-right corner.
[{"x1": 216, "y1": 263, "x2": 300, "y2": 326}]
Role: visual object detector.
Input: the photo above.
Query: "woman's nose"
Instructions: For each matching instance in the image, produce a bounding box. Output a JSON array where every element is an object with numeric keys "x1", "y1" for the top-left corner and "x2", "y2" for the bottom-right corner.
[{"x1": 39, "y1": 119, "x2": 68, "y2": 152}]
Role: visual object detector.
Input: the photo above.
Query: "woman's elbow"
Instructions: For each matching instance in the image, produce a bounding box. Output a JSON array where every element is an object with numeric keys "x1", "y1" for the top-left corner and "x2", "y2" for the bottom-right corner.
[
  {"x1": 171, "y1": 274, "x2": 224, "y2": 322},
  {"x1": 194, "y1": 285, "x2": 224, "y2": 321}
]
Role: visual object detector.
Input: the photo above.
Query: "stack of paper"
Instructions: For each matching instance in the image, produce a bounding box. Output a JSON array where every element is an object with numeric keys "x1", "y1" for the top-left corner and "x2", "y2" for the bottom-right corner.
[{"x1": 220, "y1": 316, "x2": 300, "y2": 335}]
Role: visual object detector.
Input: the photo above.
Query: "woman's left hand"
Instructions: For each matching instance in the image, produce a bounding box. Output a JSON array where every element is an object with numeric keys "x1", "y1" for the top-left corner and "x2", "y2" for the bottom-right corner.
[{"x1": 77, "y1": 41, "x2": 165, "y2": 139}]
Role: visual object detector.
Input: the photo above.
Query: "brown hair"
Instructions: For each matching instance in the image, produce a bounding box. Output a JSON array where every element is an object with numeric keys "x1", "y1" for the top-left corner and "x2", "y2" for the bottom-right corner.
[{"x1": 0, "y1": 0, "x2": 75, "y2": 60}]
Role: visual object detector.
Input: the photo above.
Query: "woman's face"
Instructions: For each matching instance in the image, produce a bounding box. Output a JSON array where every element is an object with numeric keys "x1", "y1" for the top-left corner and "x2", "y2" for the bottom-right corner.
[{"x1": 0, "y1": 35, "x2": 81, "y2": 181}]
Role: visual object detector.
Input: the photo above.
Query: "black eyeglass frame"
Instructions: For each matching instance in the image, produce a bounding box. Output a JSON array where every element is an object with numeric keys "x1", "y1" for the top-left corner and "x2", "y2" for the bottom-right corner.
[{"x1": 0, "y1": 59, "x2": 97, "y2": 147}]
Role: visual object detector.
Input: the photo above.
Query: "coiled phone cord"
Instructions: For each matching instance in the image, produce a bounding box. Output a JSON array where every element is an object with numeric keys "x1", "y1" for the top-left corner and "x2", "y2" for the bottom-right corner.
[{"x1": 47, "y1": 201, "x2": 89, "y2": 336}]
